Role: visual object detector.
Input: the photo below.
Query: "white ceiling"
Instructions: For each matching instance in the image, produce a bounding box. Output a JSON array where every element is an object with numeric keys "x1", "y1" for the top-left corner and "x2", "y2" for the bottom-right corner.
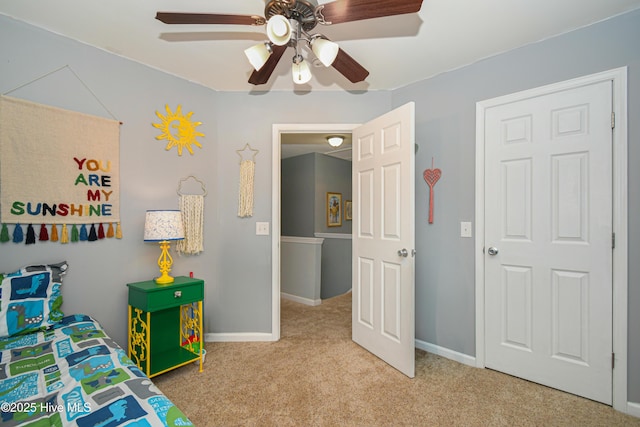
[
  {"x1": 3, "y1": 0, "x2": 639, "y2": 159},
  {"x1": 2, "y1": 0, "x2": 640, "y2": 93}
]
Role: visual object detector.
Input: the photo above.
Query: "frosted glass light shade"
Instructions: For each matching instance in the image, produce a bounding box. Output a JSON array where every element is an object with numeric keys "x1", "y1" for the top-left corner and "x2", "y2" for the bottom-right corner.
[
  {"x1": 292, "y1": 59, "x2": 312, "y2": 84},
  {"x1": 311, "y1": 37, "x2": 339, "y2": 67},
  {"x1": 245, "y1": 42, "x2": 272, "y2": 71},
  {"x1": 266, "y1": 15, "x2": 292, "y2": 46},
  {"x1": 144, "y1": 210, "x2": 184, "y2": 242},
  {"x1": 327, "y1": 136, "x2": 344, "y2": 147}
]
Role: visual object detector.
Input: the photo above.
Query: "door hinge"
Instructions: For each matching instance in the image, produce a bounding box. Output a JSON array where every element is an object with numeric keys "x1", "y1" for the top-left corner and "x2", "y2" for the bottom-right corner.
[
  {"x1": 611, "y1": 112, "x2": 615, "y2": 129},
  {"x1": 612, "y1": 352, "x2": 615, "y2": 369},
  {"x1": 612, "y1": 232, "x2": 616, "y2": 249}
]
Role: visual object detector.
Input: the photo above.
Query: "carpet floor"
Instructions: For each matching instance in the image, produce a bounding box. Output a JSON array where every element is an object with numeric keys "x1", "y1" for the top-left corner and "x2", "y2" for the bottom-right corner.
[{"x1": 153, "y1": 292, "x2": 640, "y2": 426}]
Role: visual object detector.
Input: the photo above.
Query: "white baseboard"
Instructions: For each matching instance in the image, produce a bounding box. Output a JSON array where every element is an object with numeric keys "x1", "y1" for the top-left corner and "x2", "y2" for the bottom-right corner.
[
  {"x1": 281, "y1": 292, "x2": 321, "y2": 306},
  {"x1": 627, "y1": 401, "x2": 640, "y2": 418},
  {"x1": 415, "y1": 339, "x2": 476, "y2": 367},
  {"x1": 204, "y1": 332, "x2": 276, "y2": 342}
]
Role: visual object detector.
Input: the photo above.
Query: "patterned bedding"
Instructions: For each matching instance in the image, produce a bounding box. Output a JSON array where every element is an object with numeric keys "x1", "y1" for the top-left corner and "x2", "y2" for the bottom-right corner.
[{"x1": 0, "y1": 314, "x2": 194, "y2": 427}]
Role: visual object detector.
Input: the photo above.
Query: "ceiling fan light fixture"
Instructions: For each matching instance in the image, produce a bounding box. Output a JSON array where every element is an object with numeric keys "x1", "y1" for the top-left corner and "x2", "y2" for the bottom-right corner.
[
  {"x1": 311, "y1": 37, "x2": 339, "y2": 67},
  {"x1": 291, "y1": 57, "x2": 312, "y2": 84},
  {"x1": 266, "y1": 15, "x2": 292, "y2": 46},
  {"x1": 326, "y1": 135, "x2": 344, "y2": 147},
  {"x1": 244, "y1": 42, "x2": 273, "y2": 71}
]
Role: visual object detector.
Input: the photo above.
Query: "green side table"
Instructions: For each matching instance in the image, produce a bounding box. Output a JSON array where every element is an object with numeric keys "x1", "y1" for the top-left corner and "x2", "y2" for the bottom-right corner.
[{"x1": 127, "y1": 276, "x2": 204, "y2": 377}]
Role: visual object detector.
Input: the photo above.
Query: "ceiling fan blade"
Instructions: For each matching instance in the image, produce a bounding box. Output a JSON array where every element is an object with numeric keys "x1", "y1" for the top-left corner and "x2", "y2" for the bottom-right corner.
[
  {"x1": 156, "y1": 12, "x2": 265, "y2": 26},
  {"x1": 248, "y1": 45, "x2": 288, "y2": 85},
  {"x1": 331, "y1": 49, "x2": 369, "y2": 83},
  {"x1": 319, "y1": 0, "x2": 423, "y2": 25}
]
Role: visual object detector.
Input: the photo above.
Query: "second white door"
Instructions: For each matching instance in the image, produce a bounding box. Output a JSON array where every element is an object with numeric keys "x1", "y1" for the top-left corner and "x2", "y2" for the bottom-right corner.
[{"x1": 483, "y1": 79, "x2": 613, "y2": 404}]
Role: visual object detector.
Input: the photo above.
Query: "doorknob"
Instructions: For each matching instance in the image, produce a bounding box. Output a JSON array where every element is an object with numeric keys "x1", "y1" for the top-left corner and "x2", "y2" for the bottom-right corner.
[
  {"x1": 398, "y1": 248, "x2": 409, "y2": 257},
  {"x1": 487, "y1": 247, "x2": 499, "y2": 256}
]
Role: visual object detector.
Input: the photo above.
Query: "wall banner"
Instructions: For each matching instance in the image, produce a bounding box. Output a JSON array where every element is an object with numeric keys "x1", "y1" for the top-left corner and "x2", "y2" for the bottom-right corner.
[{"x1": 0, "y1": 95, "x2": 120, "y2": 226}]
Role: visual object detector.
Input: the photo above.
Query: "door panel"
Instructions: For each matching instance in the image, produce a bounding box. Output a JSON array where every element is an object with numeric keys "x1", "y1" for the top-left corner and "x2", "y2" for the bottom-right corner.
[{"x1": 502, "y1": 265, "x2": 532, "y2": 351}]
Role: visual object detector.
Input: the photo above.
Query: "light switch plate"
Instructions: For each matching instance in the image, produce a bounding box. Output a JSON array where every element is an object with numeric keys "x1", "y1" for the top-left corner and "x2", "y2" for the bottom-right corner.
[
  {"x1": 256, "y1": 222, "x2": 270, "y2": 236},
  {"x1": 460, "y1": 222, "x2": 472, "y2": 238}
]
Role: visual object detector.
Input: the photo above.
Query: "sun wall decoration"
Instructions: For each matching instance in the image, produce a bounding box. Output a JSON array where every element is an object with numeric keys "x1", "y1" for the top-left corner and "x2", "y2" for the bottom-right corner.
[{"x1": 153, "y1": 104, "x2": 204, "y2": 156}]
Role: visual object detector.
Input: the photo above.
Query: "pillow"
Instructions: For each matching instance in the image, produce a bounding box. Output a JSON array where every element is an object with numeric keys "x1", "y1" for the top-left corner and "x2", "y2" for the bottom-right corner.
[{"x1": 0, "y1": 261, "x2": 68, "y2": 337}]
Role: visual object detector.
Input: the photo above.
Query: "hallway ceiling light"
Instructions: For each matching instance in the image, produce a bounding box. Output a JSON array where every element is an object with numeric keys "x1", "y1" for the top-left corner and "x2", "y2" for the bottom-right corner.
[{"x1": 326, "y1": 136, "x2": 344, "y2": 147}]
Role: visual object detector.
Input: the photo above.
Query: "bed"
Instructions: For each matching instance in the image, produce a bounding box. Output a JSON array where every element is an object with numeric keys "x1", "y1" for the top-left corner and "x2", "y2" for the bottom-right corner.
[{"x1": 0, "y1": 261, "x2": 194, "y2": 427}]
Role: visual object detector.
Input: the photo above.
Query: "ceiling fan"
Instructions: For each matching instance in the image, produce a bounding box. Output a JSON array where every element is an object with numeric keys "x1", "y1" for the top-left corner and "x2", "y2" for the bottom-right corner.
[{"x1": 156, "y1": 0, "x2": 424, "y2": 86}]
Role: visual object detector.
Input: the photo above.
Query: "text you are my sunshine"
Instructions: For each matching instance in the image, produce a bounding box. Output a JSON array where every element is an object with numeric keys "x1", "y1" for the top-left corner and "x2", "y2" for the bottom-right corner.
[{"x1": 9, "y1": 157, "x2": 114, "y2": 218}]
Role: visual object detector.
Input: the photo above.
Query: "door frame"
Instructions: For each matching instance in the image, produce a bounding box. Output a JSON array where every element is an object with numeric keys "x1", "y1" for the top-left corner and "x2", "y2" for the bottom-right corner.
[
  {"x1": 271, "y1": 123, "x2": 359, "y2": 341},
  {"x1": 474, "y1": 67, "x2": 628, "y2": 411}
]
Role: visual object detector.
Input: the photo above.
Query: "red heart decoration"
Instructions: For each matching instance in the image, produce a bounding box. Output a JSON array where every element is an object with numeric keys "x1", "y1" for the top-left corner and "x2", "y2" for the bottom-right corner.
[
  {"x1": 423, "y1": 168, "x2": 441, "y2": 187},
  {"x1": 424, "y1": 167, "x2": 441, "y2": 224}
]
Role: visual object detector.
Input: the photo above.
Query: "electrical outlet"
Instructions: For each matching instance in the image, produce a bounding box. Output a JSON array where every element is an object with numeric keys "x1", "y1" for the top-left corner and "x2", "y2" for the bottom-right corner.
[
  {"x1": 256, "y1": 222, "x2": 270, "y2": 236},
  {"x1": 460, "y1": 222, "x2": 472, "y2": 238}
]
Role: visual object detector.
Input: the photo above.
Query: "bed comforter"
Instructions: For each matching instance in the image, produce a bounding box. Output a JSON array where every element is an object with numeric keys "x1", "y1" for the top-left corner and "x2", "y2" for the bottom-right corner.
[{"x1": 0, "y1": 314, "x2": 194, "y2": 427}]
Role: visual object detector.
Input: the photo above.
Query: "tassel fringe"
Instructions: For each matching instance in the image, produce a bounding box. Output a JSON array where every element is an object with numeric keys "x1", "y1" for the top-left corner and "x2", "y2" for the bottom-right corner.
[
  {"x1": 39, "y1": 224, "x2": 49, "y2": 241},
  {"x1": 79, "y1": 225, "x2": 88, "y2": 241},
  {"x1": 0, "y1": 224, "x2": 9, "y2": 243},
  {"x1": 13, "y1": 224, "x2": 24, "y2": 243},
  {"x1": 26, "y1": 224, "x2": 36, "y2": 244},
  {"x1": 51, "y1": 224, "x2": 59, "y2": 242},
  {"x1": 88, "y1": 224, "x2": 97, "y2": 241},
  {"x1": 0, "y1": 223, "x2": 120, "y2": 244}
]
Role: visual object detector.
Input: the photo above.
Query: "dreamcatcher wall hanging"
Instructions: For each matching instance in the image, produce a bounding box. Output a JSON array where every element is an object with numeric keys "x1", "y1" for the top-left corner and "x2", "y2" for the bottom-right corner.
[
  {"x1": 176, "y1": 176, "x2": 206, "y2": 255},
  {"x1": 236, "y1": 143, "x2": 259, "y2": 218}
]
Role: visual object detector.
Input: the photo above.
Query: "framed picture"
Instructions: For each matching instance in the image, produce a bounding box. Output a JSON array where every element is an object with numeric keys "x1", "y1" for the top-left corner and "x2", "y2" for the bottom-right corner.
[
  {"x1": 327, "y1": 192, "x2": 342, "y2": 227},
  {"x1": 344, "y1": 200, "x2": 352, "y2": 221}
]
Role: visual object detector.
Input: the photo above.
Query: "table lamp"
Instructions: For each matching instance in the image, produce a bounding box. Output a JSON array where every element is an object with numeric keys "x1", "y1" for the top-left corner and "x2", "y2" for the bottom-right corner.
[{"x1": 144, "y1": 210, "x2": 184, "y2": 285}]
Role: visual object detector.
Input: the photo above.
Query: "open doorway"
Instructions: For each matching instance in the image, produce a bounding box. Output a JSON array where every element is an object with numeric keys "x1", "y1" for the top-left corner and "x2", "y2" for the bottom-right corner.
[
  {"x1": 271, "y1": 123, "x2": 358, "y2": 340},
  {"x1": 272, "y1": 103, "x2": 417, "y2": 377},
  {"x1": 281, "y1": 133, "x2": 352, "y2": 304}
]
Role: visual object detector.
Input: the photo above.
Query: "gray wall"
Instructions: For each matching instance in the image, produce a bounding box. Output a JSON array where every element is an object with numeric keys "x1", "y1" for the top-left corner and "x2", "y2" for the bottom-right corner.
[
  {"x1": 1, "y1": 7, "x2": 639, "y2": 403},
  {"x1": 315, "y1": 151, "x2": 353, "y2": 299},
  {"x1": 281, "y1": 153, "x2": 315, "y2": 237},
  {"x1": 282, "y1": 153, "x2": 353, "y2": 299},
  {"x1": 282, "y1": 152, "x2": 352, "y2": 235},
  {"x1": 392, "y1": 8, "x2": 640, "y2": 402},
  {"x1": 315, "y1": 154, "x2": 352, "y2": 234},
  {"x1": 280, "y1": 237, "x2": 322, "y2": 303},
  {"x1": 320, "y1": 237, "x2": 352, "y2": 299}
]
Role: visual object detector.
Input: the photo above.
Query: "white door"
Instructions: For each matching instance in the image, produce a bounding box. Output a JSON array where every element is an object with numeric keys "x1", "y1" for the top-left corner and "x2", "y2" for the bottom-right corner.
[
  {"x1": 352, "y1": 102, "x2": 416, "y2": 378},
  {"x1": 483, "y1": 80, "x2": 613, "y2": 404}
]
